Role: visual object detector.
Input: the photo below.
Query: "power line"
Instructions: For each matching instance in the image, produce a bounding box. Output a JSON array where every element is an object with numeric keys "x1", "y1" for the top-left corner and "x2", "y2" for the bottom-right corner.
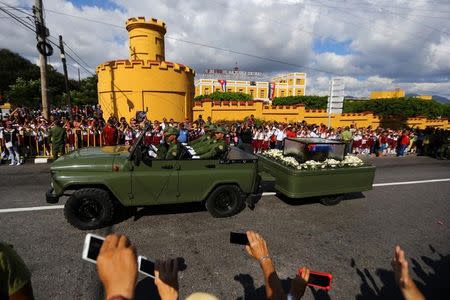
[
  {"x1": 43, "y1": 7, "x2": 340, "y2": 76},
  {"x1": 0, "y1": 6, "x2": 35, "y2": 33}
]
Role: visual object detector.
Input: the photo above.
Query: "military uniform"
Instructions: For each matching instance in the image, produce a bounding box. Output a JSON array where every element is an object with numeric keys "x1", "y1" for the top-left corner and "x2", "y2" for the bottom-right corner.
[
  {"x1": 195, "y1": 127, "x2": 228, "y2": 159},
  {"x1": 48, "y1": 124, "x2": 66, "y2": 159},
  {"x1": 157, "y1": 127, "x2": 180, "y2": 160},
  {"x1": 188, "y1": 125, "x2": 216, "y2": 149}
]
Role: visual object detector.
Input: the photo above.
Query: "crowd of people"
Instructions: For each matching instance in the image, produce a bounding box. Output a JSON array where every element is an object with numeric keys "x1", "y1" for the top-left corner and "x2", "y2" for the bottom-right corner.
[
  {"x1": 1, "y1": 232, "x2": 426, "y2": 300},
  {"x1": 1, "y1": 106, "x2": 449, "y2": 165}
]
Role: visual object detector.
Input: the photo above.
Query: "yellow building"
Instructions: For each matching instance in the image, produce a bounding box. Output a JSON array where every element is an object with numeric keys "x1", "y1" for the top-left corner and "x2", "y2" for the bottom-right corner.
[
  {"x1": 370, "y1": 89, "x2": 405, "y2": 99},
  {"x1": 195, "y1": 72, "x2": 306, "y2": 100},
  {"x1": 97, "y1": 17, "x2": 195, "y2": 121},
  {"x1": 416, "y1": 95, "x2": 432, "y2": 100},
  {"x1": 271, "y1": 73, "x2": 306, "y2": 97}
]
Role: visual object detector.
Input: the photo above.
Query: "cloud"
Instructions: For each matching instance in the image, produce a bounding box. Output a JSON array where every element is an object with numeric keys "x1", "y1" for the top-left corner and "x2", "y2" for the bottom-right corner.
[{"x1": 0, "y1": 0, "x2": 449, "y2": 97}]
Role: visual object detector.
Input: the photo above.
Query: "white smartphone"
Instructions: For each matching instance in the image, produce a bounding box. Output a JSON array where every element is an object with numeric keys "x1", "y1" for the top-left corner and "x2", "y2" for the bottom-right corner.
[
  {"x1": 82, "y1": 233, "x2": 105, "y2": 264},
  {"x1": 138, "y1": 255, "x2": 155, "y2": 278}
]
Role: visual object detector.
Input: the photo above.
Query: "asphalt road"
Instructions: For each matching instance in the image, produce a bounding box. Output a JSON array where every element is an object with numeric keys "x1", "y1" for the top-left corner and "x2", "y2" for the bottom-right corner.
[{"x1": 0, "y1": 156, "x2": 449, "y2": 300}]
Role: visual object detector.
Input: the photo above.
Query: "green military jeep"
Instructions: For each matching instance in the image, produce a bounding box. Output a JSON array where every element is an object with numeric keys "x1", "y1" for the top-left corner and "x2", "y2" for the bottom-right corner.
[{"x1": 46, "y1": 128, "x2": 262, "y2": 230}]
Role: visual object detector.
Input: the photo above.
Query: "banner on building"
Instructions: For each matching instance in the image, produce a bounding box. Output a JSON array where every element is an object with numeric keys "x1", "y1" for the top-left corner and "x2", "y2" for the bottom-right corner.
[
  {"x1": 218, "y1": 79, "x2": 227, "y2": 92},
  {"x1": 268, "y1": 82, "x2": 275, "y2": 99}
]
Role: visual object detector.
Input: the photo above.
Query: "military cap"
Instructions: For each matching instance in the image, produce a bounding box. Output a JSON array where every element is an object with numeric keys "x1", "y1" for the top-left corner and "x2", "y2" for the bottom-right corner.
[{"x1": 214, "y1": 126, "x2": 227, "y2": 134}]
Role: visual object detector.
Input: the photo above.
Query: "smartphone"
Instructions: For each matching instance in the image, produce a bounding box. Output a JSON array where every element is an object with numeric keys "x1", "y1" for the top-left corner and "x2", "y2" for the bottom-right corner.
[
  {"x1": 138, "y1": 256, "x2": 155, "y2": 278},
  {"x1": 82, "y1": 233, "x2": 105, "y2": 264},
  {"x1": 230, "y1": 232, "x2": 249, "y2": 245},
  {"x1": 299, "y1": 269, "x2": 333, "y2": 291}
]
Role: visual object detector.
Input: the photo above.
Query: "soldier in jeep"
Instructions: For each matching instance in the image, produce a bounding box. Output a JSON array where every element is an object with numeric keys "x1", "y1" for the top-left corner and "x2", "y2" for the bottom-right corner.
[
  {"x1": 194, "y1": 127, "x2": 228, "y2": 160},
  {"x1": 156, "y1": 127, "x2": 181, "y2": 160}
]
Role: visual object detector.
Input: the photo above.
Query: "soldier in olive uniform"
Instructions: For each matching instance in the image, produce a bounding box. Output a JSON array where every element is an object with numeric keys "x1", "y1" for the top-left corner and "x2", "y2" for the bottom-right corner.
[
  {"x1": 48, "y1": 120, "x2": 66, "y2": 159},
  {"x1": 194, "y1": 127, "x2": 228, "y2": 159},
  {"x1": 188, "y1": 124, "x2": 216, "y2": 149},
  {"x1": 157, "y1": 127, "x2": 181, "y2": 160}
]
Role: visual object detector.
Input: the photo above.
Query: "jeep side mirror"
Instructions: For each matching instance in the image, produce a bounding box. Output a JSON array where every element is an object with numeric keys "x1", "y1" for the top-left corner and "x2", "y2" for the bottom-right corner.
[{"x1": 134, "y1": 146, "x2": 142, "y2": 166}]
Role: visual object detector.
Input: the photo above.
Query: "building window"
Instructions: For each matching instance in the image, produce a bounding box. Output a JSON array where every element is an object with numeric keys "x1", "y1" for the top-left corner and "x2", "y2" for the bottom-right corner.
[
  {"x1": 260, "y1": 90, "x2": 265, "y2": 98},
  {"x1": 250, "y1": 90, "x2": 254, "y2": 97},
  {"x1": 227, "y1": 88, "x2": 232, "y2": 92},
  {"x1": 204, "y1": 87, "x2": 210, "y2": 95},
  {"x1": 238, "y1": 88, "x2": 244, "y2": 92},
  {"x1": 280, "y1": 90, "x2": 285, "y2": 96}
]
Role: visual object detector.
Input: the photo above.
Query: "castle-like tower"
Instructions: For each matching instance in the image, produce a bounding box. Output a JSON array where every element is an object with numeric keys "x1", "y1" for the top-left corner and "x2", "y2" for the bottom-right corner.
[{"x1": 97, "y1": 17, "x2": 195, "y2": 122}]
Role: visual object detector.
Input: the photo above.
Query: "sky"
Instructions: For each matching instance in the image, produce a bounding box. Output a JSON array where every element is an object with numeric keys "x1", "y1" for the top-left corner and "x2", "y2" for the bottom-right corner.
[{"x1": 1, "y1": 0, "x2": 450, "y2": 98}]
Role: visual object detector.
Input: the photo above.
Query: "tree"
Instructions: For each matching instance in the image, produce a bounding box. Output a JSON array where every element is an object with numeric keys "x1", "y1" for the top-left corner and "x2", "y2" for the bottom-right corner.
[
  {"x1": 69, "y1": 75, "x2": 98, "y2": 105},
  {"x1": 0, "y1": 49, "x2": 40, "y2": 96},
  {"x1": 272, "y1": 95, "x2": 328, "y2": 109},
  {"x1": 343, "y1": 97, "x2": 445, "y2": 119},
  {"x1": 194, "y1": 91, "x2": 252, "y2": 101},
  {"x1": 6, "y1": 77, "x2": 41, "y2": 107}
]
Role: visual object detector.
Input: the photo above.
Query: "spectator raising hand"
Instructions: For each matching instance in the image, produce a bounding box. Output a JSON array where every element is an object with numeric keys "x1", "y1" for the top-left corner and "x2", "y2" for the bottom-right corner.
[
  {"x1": 289, "y1": 267, "x2": 310, "y2": 300},
  {"x1": 245, "y1": 231, "x2": 285, "y2": 300},
  {"x1": 155, "y1": 259, "x2": 179, "y2": 300},
  {"x1": 391, "y1": 245, "x2": 425, "y2": 300},
  {"x1": 96, "y1": 235, "x2": 137, "y2": 300}
]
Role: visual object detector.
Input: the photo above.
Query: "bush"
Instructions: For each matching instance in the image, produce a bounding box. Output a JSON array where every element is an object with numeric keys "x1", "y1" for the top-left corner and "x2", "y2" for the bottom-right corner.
[
  {"x1": 343, "y1": 97, "x2": 446, "y2": 119},
  {"x1": 272, "y1": 96, "x2": 328, "y2": 109},
  {"x1": 194, "y1": 91, "x2": 252, "y2": 101}
]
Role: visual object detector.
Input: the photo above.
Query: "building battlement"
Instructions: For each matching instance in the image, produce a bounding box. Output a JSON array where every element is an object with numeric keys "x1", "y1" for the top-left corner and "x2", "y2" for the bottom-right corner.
[
  {"x1": 96, "y1": 59, "x2": 195, "y2": 75},
  {"x1": 126, "y1": 17, "x2": 167, "y2": 33}
]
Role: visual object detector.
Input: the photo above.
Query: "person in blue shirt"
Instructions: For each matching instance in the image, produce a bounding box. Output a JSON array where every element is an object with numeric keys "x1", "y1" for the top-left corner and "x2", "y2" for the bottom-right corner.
[{"x1": 177, "y1": 123, "x2": 188, "y2": 143}]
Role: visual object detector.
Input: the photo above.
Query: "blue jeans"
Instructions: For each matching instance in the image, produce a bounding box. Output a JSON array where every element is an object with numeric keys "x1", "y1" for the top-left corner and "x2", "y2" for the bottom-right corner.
[
  {"x1": 7, "y1": 144, "x2": 20, "y2": 164},
  {"x1": 397, "y1": 144, "x2": 407, "y2": 156}
]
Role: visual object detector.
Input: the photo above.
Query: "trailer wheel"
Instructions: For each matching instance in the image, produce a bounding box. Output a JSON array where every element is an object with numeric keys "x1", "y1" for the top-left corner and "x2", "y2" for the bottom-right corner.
[
  {"x1": 64, "y1": 188, "x2": 114, "y2": 230},
  {"x1": 320, "y1": 194, "x2": 344, "y2": 206},
  {"x1": 205, "y1": 185, "x2": 245, "y2": 218}
]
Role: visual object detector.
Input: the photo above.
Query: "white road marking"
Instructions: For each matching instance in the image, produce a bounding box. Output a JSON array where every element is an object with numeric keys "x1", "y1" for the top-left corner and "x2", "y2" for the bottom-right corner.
[
  {"x1": 0, "y1": 205, "x2": 64, "y2": 213},
  {"x1": 372, "y1": 178, "x2": 450, "y2": 187},
  {"x1": 0, "y1": 178, "x2": 449, "y2": 214}
]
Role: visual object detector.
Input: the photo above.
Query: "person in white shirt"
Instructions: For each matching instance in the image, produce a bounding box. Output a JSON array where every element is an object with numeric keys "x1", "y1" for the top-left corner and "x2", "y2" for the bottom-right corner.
[{"x1": 274, "y1": 125, "x2": 285, "y2": 150}]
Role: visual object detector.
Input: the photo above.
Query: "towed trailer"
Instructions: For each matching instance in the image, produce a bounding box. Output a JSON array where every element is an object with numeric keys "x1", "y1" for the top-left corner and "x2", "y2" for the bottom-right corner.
[{"x1": 257, "y1": 138, "x2": 376, "y2": 205}]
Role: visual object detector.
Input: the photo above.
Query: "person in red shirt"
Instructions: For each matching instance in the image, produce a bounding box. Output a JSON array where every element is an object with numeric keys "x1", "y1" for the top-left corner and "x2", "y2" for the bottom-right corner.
[
  {"x1": 285, "y1": 125, "x2": 296, "y2": 138},
  {"x1": 397, "y1": 130, "x2": 410, "y2": 157},
  {"x1": 103, "y1": 120, "x2": 118, "y2": 146}
]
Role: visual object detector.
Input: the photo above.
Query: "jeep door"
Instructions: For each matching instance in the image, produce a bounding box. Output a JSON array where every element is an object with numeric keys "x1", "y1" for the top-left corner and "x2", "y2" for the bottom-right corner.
[{"x1": 131, "y1": 158, "x2": 179, "y2": 205}]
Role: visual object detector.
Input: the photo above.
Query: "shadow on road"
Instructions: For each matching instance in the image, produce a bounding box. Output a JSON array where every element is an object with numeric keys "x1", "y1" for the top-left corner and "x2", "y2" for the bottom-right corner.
[
  {"x1": 111, "y1": 202, "x2": 206, "y2": 225},
  {"x1": 234, "y1": 273, "x2": 330, "y2": 300},
  {"x1": 276, "y1": 192, "x2": 366, "y2": 207},
  {"x1": 352, "y1": 244, "x2": 450, "y2": 299}
]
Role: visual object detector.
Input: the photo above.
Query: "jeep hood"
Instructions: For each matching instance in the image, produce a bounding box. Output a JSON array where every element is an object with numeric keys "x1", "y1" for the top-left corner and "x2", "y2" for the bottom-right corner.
[{"x1": 50, "y1": 146, "x2": 130, "y2": 171}]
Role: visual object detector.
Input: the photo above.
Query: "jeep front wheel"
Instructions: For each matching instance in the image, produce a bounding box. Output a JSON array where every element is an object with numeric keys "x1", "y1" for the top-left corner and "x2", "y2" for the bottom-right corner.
[
  {"x1": 64, "y1": 188, "x2": 114, "y2": 230},
  {"x1": 205, "y1": 185, "x2": 245, "y2": 218}
]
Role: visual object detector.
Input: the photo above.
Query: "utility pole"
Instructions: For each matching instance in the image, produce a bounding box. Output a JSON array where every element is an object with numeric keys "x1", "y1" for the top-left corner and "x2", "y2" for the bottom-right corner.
[
  {"x1": 33, "y1": 0, "x2": 49, "y2": 120},
  {"x1": 78, "y1": 68, "x2": 81, "y2": 84},
  {"x1": 59, "y1": 35, "x2": 71, "y2": 111}
]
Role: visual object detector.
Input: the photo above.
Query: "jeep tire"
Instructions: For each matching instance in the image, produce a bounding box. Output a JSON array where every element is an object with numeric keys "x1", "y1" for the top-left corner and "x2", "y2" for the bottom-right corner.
[
  {"x1": 319, "y1": 194, "x2": 344, "y2": 206},
  {"x1": 64, "y1": 188, "x2": 114, "y2": 230},
  {"x1": 205, "y1": 185, "x2": 245, "y2": 218}
]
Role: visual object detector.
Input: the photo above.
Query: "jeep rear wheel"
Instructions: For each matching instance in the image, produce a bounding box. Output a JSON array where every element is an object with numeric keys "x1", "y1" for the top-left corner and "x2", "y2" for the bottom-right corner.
[
  {"x1": 205, "y1": 185, "x2": 245, "y2": 218},
  {"x1": 64, "y1": 188, "x2": 114, "y2": 230}
]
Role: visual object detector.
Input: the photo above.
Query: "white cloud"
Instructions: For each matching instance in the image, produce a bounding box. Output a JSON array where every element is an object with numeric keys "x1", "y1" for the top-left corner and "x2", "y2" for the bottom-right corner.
[{"x1": 0, "y1": 0, "x2": 449, "y2": 97}]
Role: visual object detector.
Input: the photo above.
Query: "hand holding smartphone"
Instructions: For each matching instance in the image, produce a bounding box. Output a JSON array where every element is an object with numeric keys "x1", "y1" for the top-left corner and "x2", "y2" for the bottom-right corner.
[
  {"x1": 299, "y1": 268, "x2": 333, "y2": 291},
  {"x1": 82, "y1": 233, "x2": 155, "y2": 278},
  {"x1": 230, "y1": 232, "x2": 249, "y2": 245}
]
